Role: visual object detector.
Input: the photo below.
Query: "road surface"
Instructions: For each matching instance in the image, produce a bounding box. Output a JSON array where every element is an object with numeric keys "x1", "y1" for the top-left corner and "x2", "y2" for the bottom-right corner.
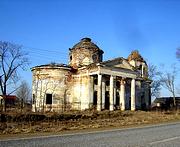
[{"x1": 1, "y1": 122, "x2": 180, "y2": 147}]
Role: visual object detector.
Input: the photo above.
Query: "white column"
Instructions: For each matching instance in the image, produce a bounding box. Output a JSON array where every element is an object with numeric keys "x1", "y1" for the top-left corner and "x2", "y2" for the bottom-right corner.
[
  {"x1": 102, "y1": 79, "x2": 106, "y2": 110},
  {"x1": 142, "y1": 65, "x2": 144, "y2": 77},
  {"x1": 114, "y1": 77, "x2": 117, "y2": 107},
  {"x1": 131, "y1": 79, "x2": 136, "y2": 111},
  {"x1": 120, "y1": 79, "x2": 125, "y2": 111},
  {"x1": 97, "y1": 74, "x2": 102, "y2": 111},
  {"x1": 110, "y1": 75, "x2": 114, "y2": 111}
]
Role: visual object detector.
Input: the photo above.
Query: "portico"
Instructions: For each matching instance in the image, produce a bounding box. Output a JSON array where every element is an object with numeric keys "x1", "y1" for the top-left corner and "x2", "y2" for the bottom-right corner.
[{"x1": 88, "y1": 64, "x2": 137, "y2": 111}]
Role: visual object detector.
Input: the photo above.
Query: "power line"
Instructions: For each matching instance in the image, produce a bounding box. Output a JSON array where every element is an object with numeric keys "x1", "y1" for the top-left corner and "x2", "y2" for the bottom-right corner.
[
  {"x1": 29, "y1": 52, "x2": 68, "y2": 59},
  {"x1": 21, "y1": 45, "x2": 71, "y2": 65},
  {"x1": 30, "y1": 57, "x2": 67, "y2": 62},
  {"x1": 32, "y1": 55, "x2": 66, "y2": 61},
  {"x1": 23, "y1": 45, "x2": 68, "y2": 55},
  {"x1": 29, "y1": 50, "x2": 68, "y2": 57}
]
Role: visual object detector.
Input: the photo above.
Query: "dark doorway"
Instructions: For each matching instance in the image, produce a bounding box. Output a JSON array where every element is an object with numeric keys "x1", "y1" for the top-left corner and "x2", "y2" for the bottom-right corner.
[
  {"x1": 128, "y1": 97, "x2": 131, "y2": 110},
  {"x1": 116, "y1": 81, "x2": 120, "y2": 88},
  {"x1": 141, "y1": 95, "x2": 146, "y2": 110},
  {"x1": 116, "y1": 92, "x2": 120, "y2": 106},
  {"x1": 105, "y1": 81, "x2": 110, "y2": 86},
  {"x1": 94, "y1": 78, "x2": 98, "y2": 85},
  {"x1": 93, "y1": 91, "x2": 97, "y2": 105},
  {"x1": 105, "y1": 91, "x2": 110, "y2": 110}
]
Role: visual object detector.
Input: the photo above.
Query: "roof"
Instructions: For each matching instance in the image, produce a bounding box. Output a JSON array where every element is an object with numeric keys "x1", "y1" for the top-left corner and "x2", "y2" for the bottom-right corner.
[
  {"x1": 154, "y1": 97, "x2": 180, "y2": 104},
  {"x1": 83, "y1": 57, "x2": 136, "y2": 73},
  {"x1": 101, "y1": 57, "x2": 124, "y2": 64},
  {"x1": 31, "y1": 63, "x2": 71, "y2": 70},
  {"x1": 70, "y1": 37, "x2": 104, "y2": 53},
  {"x1": 127, "y1": 50, "x2": 145, "y2": 62},
  {"x1": 100, "y1": 57, "x2": 134, "y2": 70},
  {"x1": 0, "y1": 95, "x2": 16, "y2": 99}
]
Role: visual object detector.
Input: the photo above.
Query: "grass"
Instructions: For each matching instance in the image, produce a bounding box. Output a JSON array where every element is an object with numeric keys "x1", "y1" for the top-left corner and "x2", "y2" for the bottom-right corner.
[{"x1": 0, "y1": 110, "x2": 180, "y2": 136}]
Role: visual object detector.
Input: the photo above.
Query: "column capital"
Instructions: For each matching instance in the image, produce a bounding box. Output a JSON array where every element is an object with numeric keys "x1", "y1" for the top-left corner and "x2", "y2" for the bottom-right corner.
[
  {"x1": 121, "y1": 78, "x2": 126, "y2": 85},
  {"x1": 98, "y1": 73, "x2": 102, "y2": 76},
  {"x1": 131, "y1": 78, "x2": 136, "y2": 81},
  {"x1": 110, "y1": 75, "x2": 116, "y2": 78}
]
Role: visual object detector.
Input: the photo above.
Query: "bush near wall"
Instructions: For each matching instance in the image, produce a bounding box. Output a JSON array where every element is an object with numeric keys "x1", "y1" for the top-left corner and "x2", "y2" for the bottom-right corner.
[{"x1": 0, "y1": 111, "x2": 125, "y2": 123}]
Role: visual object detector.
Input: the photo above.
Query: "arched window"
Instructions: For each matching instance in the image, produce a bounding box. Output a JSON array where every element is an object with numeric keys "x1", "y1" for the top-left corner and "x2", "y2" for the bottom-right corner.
[
  {"x1": 139, "y1": 65, "x2": 143, "y2": 76},
  {"x1": 46, "y1": 94, "x2": 52, "y2": 104},
  {"x1": 70, "y1": 55, "x2": 72, "y2": 61}
]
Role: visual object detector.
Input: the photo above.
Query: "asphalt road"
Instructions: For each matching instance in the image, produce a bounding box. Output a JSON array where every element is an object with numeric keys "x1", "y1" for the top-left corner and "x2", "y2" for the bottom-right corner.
[{"x1": 1, "y1": 122, "x2": 180, "y2": 147}]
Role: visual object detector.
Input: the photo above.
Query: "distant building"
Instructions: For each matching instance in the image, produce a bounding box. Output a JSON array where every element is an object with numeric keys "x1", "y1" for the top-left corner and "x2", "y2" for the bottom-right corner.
[
  {"x1": 152, "y1": 97, "x2": 180, "y2": 110},
  {"x1": 0, "y1": 95, "x2": 16, "y2": 105},
  {"x1": 31, "y1": 38, "x2": 151, "y2": 112}
]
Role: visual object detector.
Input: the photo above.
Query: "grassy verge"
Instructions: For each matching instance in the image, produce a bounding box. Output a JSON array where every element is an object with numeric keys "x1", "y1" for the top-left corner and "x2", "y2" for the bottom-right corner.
[{"x1": 0, "y1": 110, "x2": 180, "y2": 137}]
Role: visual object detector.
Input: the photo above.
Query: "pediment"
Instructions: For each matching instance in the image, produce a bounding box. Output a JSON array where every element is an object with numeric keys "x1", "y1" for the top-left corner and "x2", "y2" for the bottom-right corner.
[{"x1": 102, "y1": 57, "x2": 133, "y2": 70}]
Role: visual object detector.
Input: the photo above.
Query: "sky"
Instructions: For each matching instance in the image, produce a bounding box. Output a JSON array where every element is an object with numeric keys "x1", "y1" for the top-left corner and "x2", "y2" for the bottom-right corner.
[{"x1": 1, "y1": 0, "x2": 180, "y2": 98}]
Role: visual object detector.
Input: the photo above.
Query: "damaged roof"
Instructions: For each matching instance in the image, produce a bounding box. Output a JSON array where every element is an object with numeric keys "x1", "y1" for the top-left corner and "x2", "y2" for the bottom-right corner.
[
  {"x1": 127, "y1": 50, "x2": 145, "y2": 62},
  {"x1": 70, "y1": 37, "x2": 104, "y2": 53},
  {"x1": 31, "y1": 63, "x2": 71, "y2": 70},
  {"x1": 100, "y1": 57, "x2": 134, "y2": 70}
]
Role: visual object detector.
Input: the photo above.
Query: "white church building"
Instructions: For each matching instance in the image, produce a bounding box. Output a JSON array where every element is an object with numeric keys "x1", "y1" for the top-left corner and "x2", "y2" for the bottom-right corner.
[{"x1": 31, "y1": 38, "x2": 151, "y2": 112}]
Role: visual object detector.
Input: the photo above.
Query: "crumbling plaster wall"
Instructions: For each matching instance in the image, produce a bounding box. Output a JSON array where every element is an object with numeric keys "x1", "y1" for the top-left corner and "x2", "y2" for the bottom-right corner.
[
  {"x1": 32, "y1": 67, "x2": 72, "y2": 112},
  {"x1": 69, "y1": 48, "x2": 101, "y2": 68},
  {"x1": 71, "y1": 69, "x2": 92, "y2": 110}
]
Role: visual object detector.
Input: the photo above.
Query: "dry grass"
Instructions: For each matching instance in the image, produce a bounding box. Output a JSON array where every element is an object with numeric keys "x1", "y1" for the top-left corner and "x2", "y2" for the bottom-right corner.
[{"x1": 0, "y1": 110, "x2": 180, "y2": 135}]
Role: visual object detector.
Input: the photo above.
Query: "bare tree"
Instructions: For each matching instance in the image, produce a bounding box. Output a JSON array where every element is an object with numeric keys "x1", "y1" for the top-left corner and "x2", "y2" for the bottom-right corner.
[
  {"x1": 0, "y1": 41, "x2": 29, "y2": 111},
  {"x1": 148, "y1": 63, "x2": 162, "y2": 98},
  {"x1": 16, "y1": 80, "x2": 31, "y2": 109},
  {"x1": 160, "y1": 64, "x2": 177, "y2": 106}
]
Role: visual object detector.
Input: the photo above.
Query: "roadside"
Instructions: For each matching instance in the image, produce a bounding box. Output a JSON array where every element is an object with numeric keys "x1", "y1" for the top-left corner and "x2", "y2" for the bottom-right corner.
[{"x1": 0, "y1": 110, "x2": 180, "y2": 140}]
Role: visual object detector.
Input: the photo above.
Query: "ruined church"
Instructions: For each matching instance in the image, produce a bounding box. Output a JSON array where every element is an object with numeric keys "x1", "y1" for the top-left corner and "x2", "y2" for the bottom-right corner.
[{"x1": 31, "y1": 38, "x2": 151, "y2": 112}]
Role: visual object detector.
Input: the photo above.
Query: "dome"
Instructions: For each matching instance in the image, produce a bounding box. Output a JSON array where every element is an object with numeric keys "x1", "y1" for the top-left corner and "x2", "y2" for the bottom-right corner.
[
  {"x1": 127, "y1": 50, "x2": 145, "y2": 62},
  {"x1": 69, "y1": 37, "x2": 104, "y2": 67},
  {"x1": 71, "y1": 37, "x2": 103, "y2": 52}
]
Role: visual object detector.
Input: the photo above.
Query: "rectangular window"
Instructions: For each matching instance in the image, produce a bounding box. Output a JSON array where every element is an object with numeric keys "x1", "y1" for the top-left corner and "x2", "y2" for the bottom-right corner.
[{"x1": 46, "y1": 94, "x2": 52, "y2": 104}]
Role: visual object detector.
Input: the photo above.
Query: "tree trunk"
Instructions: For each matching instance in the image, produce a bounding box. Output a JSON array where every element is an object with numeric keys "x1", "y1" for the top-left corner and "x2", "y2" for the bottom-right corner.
[
  {"x1": 3, "y1": 84, "x2": 7, "y2": 112},
  {"x1": 173, "y1": 93, "x2": 176, "y2": 108},
  {"x1": 2, "y1": 95, "x2": 6, "y2": 112}
]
